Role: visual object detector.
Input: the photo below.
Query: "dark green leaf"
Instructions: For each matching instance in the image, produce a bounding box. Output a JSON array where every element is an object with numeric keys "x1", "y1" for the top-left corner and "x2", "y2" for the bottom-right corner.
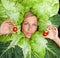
[
  {"x1": 45, "y1": 39, "x2": 60, "y2": 58},
  {"x1": 0, "y1": 42, "x2": 23, "y2": 58},
  {"x1": 50, "y1": 14, "x2": 60, "y2": 27}
]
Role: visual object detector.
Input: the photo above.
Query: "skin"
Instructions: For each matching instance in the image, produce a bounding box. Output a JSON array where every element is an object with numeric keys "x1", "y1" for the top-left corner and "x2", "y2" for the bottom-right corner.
[
  {"x1": 22, "y1": 16, "x2": 37, "y2": 38},
  {"x1": 0, "y1": 20, "x2": 16, "y2": 35},
  {"x1": 44, "y1": 26, "x2": 60, "y2": 47}
]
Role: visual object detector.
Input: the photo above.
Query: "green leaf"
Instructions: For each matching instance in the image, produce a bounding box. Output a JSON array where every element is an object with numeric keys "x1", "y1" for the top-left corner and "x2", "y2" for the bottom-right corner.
[
  {"x1": 18, "y1": 37, "x2": 31, "y2": 58},
  {"x1": 0, "y1": 33, "x2": 23, "y2": 58},
  {"x1": 1, "y1": 0, "x2": 24, "y2": 24},
  {"x1": 18, "y1": 32, "x2": 48, "y2": 58},
  {"x1": 0, "y1": 34, "x2": 12, "y2": 42},
  {"x1": 30, "y1": 32, "x2": 47, "y2": 58},
  {"x1": 0, "y1": 42, "x2": 23, "y2": 58},
  {"x1": 45, "y1": 39, "x2": 60, "y2": 58},
  {"x1": 0, "y1": 2, "x2": 8, "y2": 22},
  {"x1": 31, "y1": 0, "x2": 59, "y2": 18},
  {"x1": 50, "y1": 14, "x2": 60, "y2": 27}
]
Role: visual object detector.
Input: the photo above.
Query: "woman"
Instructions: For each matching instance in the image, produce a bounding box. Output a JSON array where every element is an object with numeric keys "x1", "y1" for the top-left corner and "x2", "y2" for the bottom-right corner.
[{"x1": 0, "y1": 12, "x2": 60, "y2": 47}]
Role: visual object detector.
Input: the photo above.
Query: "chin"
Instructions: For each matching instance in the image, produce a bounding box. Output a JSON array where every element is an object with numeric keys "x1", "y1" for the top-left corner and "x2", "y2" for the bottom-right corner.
[{"x1": 26, "y1": 35, "x2": 31, "y2": 39}]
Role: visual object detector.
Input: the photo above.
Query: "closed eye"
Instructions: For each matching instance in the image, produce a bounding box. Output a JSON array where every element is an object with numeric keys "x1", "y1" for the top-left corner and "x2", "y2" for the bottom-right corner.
[
  {"x1": 23, "y1": 22, "x2": 29, "y2": 25},
  {"x1": 33, "y1": 24, "x2": 37, "y2": 26}
]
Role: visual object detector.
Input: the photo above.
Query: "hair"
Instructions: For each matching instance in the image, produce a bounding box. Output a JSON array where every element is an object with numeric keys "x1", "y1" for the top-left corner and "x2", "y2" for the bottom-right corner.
[{"x1": 24, "y1": 12, "x2": 36, "y2": 19}]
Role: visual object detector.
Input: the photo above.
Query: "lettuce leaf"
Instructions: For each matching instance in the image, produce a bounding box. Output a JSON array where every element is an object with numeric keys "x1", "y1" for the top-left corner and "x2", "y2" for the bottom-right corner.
[
  {"x1": 31, "y1": 0, "x2": 59, "y2": 18},
  {"x1": 1, "y1": 0, "x2": 24, "y2": 24},
  {"x1": 50, "y1": 14, "x2": 60, "y2": 27},
  {"x1": 0, "y1": 4, "x2": 8, "y2": 19},
  {"x1": 18, "y1": 32, "x2": 48, "y2": 58},
  {"x1": 0, "y1": 42, "x2": 23, "y2": 58},
  {"x1": 45, "y1": 39, "x2": 60, "y2": 58}
]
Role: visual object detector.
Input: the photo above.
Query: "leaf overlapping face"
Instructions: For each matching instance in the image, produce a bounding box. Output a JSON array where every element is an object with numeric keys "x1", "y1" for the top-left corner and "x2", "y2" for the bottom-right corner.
[{"x1": 0, "y1": 0, "x2": 59, "y2": 58}]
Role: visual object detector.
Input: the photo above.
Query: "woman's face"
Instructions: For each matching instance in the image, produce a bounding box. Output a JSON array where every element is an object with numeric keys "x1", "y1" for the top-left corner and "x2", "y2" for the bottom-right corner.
[{"x1": 22, "y1": 16, "x2": 37, "y2": 38}]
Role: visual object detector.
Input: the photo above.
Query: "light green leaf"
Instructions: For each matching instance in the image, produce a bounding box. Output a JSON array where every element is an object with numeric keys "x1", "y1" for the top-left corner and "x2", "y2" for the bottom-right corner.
[
  {"x1": 31, "y1": 0, "x2": 59, "y2": 18},
  {"x1": 1, "y1": 0, "x2": 24, "y2": 24},
  {"x1": 18, "y1": 32, "x2": 48, "y2": 58}
]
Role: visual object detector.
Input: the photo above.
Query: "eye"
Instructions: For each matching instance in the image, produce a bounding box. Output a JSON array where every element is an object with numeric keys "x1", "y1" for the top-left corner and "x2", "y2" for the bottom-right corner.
[
  {"x1": 33, "y1": 24, "x2": 37, "y2": 26},
  {"x1": 23, "y1": 22, "x2": 29, "y2": 25}
]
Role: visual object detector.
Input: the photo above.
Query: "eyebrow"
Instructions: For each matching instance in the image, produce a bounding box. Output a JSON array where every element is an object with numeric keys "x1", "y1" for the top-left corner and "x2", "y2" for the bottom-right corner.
[
  {"x1": 23, "y1": 21, "x2": 37, "y2": 24},
  {"x1": 24, "y1": 20, "x2": 37, "y2": 22}
]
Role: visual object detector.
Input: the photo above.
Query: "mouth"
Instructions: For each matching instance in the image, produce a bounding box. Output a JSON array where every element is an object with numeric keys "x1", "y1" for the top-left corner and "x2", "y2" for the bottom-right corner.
[
  {"x1": 24, "y1": 32, "x2": 32, "y2": 38},
  {"x1": 27, "y1": 32, "x2": 32, "y2": 36}
]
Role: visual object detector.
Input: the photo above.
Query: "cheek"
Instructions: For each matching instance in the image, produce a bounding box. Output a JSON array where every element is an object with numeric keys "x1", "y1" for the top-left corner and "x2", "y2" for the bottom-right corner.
[
  {"x1": 22, "y1": 25, "x2": 28, "y2": 33},
  {"x1": 32, "y1": 26, "x2": 37, "y2": 33}
]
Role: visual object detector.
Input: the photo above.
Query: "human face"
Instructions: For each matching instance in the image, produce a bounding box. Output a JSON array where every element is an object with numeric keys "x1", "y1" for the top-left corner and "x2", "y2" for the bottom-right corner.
[{"x1": 22, "y1": 16, "x2": 37, "y2": 38}]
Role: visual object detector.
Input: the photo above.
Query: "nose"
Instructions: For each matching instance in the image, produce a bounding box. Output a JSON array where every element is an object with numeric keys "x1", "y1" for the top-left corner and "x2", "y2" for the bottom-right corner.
[{"x1": 28, "y1": 25, "x2": 32, "y2": 32}]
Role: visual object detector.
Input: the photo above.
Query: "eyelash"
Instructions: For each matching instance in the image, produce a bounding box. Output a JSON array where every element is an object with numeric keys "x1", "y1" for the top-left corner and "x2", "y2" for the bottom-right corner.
[
  {"x1": 24, "y1": 23, "x2": 29, "y2": 25},
  {"x1": 33, "y1": 24, "x2": 37, "y2": 26},
  {"x1": 23, "y1": 23, "x2": 37, "y2": 26}
]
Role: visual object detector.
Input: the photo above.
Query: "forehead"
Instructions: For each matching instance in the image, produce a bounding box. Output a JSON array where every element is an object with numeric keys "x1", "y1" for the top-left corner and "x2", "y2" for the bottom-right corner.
[{"x1": 24, "y1": 16, "x2": 37, "y2": 23}]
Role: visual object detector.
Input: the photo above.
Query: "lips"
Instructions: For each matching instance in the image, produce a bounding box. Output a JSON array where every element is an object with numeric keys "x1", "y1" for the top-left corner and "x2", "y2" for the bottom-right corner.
[{"x1": 27, "y1": 32, "x2": 32, "y2": 36}]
